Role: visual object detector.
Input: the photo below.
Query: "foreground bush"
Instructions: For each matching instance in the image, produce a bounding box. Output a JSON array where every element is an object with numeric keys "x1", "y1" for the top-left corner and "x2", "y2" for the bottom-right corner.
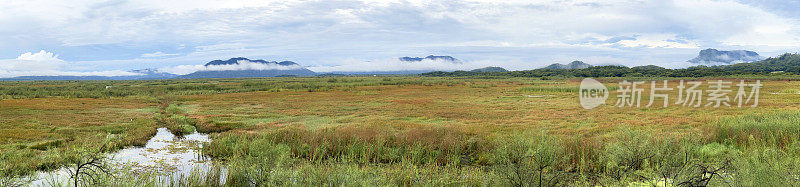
[
  {"x1": 713, "y1": 111, "x2": 800, "y2": 148},
  {"x1": 9, "y1": 111, "x2": 800, "y2": 186}
]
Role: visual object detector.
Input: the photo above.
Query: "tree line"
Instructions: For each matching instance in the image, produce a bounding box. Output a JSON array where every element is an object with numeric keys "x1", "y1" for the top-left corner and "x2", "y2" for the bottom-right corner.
[{"x1": 421, "y1": 53, "x2": 800, "y2": 77}]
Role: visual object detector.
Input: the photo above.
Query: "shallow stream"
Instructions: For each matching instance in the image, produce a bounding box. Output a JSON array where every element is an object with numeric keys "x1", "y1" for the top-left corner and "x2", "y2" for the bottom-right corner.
[{"x1": 26, "y1": 128, "x2": 217, "y2": 186}]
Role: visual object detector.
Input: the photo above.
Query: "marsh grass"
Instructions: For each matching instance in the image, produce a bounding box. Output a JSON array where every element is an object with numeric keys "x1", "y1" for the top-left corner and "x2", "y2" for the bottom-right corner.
[
  {"x1": 712, "y1": 111, "x2": 800, "y2": 148},
  {"x1": 203, "y1": 124, "x2": 485, "y2": 166},
  {"x1": 0, "y1": 77, "x2": 444, "y2": 99},
  {"x1": 195, "y1": 124, "x2": 800, "y2": 186},
  {"x1": 780, "y1": 88, "x2": 799, "y2": 94},
  {"x1": 159, "y1": 103, "x2": 197, "y2": 136},
  {"x1": 519, "y1": 85, "x2": 620, "y2": 92},
  {"x1": 6, "y1": 123, "x2": 800, "y2": 186},
  {"x1": 3, "y1": 77, "x2": 800, "y2": 186},
  {"x1": 519, "y1": 85, "x2": 580, "y2": 92}
]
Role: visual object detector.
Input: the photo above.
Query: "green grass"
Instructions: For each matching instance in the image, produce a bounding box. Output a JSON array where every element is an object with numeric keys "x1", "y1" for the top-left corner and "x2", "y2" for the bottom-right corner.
[
  {"x1": 2, "y1": 76, "x2": 800, "y2": 185},
  {"x1": 519, "y1": 85, "x2": 580, "y2": 92},
  {"x1": 713, "y1": 111, "x2": 800, "y2": 147},
  {"x1": 518, "y1": 85, "x2": 619, "y2": 92}
]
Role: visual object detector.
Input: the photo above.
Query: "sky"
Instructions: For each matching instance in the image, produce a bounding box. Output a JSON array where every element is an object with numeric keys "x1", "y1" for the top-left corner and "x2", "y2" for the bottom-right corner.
[{"x1": 1, "y1": 0, "x2": 799, "y2": 77}]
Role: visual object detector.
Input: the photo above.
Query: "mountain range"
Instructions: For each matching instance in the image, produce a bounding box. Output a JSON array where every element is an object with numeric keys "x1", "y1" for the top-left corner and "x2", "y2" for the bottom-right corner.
[
  {"x1": 0, "y1": 55, "x2": 468, "y2": 80},
  {"x1": 177, "y1": 57, "x2": 316, "y2": 79},
  {"x1": 204, "y1": 57, "x2": 300, "y2": 66},
  {"x1": 688, "y1": 48, "x2": 763, "y2": 64},
  {"x1": 399, "y1": 55, "x2": 458, "y2": 62},
  {"x1": 422, "y1": 53, "x2": 800, "y2": 77},
  {"x1": 470, "y1": 66, "x2": 508, "y2": 72},
  {"x1": 128, "y1": 69, "x2": 179, "y2": 79},
  {"x1": 541, "y1": 61, "x2": 593, "y2": 69},
  {"x1": 0, "y1": 49, "x2": 784, "y2": 81},
  {"x1": 326, "y1": 55, "x2": 462, "y2": 75},
  {"x1": 1, "y1": 69, "x2": 177, "y2": 81}
]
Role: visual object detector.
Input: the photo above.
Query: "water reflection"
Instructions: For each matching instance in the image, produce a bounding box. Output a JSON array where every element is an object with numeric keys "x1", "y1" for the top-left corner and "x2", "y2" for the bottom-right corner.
[
  {"x1": 28, "y1": 128, "x2": 217, "y2": 186},
  {"x1": 110, "y1": 128, "x2": 211, "y2": 175}
]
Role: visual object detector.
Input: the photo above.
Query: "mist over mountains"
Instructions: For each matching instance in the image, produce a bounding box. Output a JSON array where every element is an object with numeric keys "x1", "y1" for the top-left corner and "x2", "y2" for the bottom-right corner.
[
  {"x1": 2, "y1": 69, "x2": 177, "y2": 81},
  {"x1": 422, "y1": 53, "x2": 800, "y2": 77},
  {"x1": 204, "y1": 57, "x2": 301, "y2": 67},
  {"x1": 688, "y1": 48, "x2": 763, "y2": 65},
  {"x1": 399, "y1": 55, "x2": 458, "y2": 62},
  {"x1": 0, "y1": 48, "x2": 792, "y2": 81},
  {"x1": 2, "y1": 55, "x2": 471, "y2": 80},
  {"x1": 0, "y1": 57, "x2": 316, "y2": 80},
  {"x1": 177, "y1": 58, "x2": 316, "y2": 78},
  {"x1": 470, "y1": 67, "x2": 508, "y2": 72},
  {"x1": 541, "y1": 61, "x2": 593, "y2": 70},
  {"x1": 315, "y1": 55, "x2": 465, "y2": 74}
]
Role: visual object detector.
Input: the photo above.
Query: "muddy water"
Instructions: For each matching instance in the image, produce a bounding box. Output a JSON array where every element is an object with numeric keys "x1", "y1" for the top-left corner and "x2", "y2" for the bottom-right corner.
[{"x1": 28, "y1": 128, "x2": 218, "y2": 186}]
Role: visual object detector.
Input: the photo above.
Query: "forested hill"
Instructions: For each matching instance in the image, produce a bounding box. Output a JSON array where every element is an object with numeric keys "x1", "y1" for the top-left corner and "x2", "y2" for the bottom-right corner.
[{"x1": 421, "y1": 53, "x2": 800, "y2": 77}]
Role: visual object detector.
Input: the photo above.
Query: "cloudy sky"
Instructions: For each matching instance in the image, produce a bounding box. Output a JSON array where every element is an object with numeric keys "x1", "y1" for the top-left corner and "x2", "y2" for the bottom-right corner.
[{"x1": 1, "y1": 0, "x2": 799, "y2": 77}]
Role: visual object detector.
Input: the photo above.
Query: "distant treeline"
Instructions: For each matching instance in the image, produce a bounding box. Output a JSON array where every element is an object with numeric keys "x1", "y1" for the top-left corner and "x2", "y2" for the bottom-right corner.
[
  {"x1": 0, "y1": 77, "x2": 468, "y2": 99},
  {"x1": 422, "y1": 53, "x2": 800, "y2": 77}
]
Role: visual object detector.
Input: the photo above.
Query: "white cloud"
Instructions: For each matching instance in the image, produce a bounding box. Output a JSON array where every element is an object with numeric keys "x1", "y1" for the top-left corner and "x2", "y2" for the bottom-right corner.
[
  {"x1": 0, "y1": 0, "x2": 799, "y2": 74},
  {"x1": 11, "y1": 0, "x2": 793, "y2": 48},
  {"x1": 0, "y1": 50, "x2": 66, "y2": 72},
  {"x1": 159, "y1": 60, "x2": 304, "y2": 75},
  {"x1": 194, "y1": 43, "x2": 248, "y2": 53},
  {"x1": 141, "y1": 51, "x2": 179, "y2": 58},
  {"x1": 607, "y1": 34, "x2": 700, "y2": 49},
  {"x1": 666, "y1": 0, "x2": 800, "y2": 47},
  {"x1": 17, "y1": 50, "x2": 63, "y2": 61},
  {"x1": 0, "y1": 70, "x2": 141, "y2": 78},
  {"x1": 0, "y1": 50, "x2": 141, "y2": 78},
  {"x1": 309, "y1": 58, "x2": 496, "y2": 73}
]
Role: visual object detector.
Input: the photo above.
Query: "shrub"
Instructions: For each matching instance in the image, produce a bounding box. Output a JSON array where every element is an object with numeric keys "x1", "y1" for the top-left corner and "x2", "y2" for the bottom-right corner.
[
  {"x1": 730, "y1": 146, "x2": 800, "y2": 186},
  {"x1": 491, "y1": 132, "x2": 570, "y2": 186}
]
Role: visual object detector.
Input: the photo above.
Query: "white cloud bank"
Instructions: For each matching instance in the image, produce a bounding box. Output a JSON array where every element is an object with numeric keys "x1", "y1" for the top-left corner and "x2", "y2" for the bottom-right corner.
[
  {"x1": 0, "y1": 0, "x2": 799, "y2": 74},
  {"x1": 308, "y1": 58, "x2": 509, "y2": 73},
  {"x1": 2, "y1": 50, "x2": 66, "y2": 71},
  {"x1": 0, "y1": 50, "x2": 141, "y2": 78},
  {"x1": 159, "y1": 60, "x2": 305, "y2": 75},
  {"x1": 606, "y1": 34, "x2": 700, "y2": 49},
  {"x1": 141, "y1": 51, "x2": 179, "y2": 58}
]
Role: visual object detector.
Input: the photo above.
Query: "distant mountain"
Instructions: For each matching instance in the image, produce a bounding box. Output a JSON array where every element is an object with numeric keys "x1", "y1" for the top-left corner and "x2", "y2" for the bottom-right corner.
[
  {"x1": 323, "y1": 70, "x2": 437, "y2": 75},
  {"x1": 541, "y1": 61, "x2": 592, "y2": 69},
  {"x1": 178, "y1": 69, "x2": 316, "y2": 79},
  {"x1": 128, "y1": 68, "x2": 178, "y2": 79},
  {"x1": 422, "y1": 53, "x2": 800, "y2": 77},
  {"x1": 322, "y1": 55, "x2": 460, "y2": 75},
  {"x1": 316, "y1": 73, "x2": 348, "y2": 77},
  {"x1": 0, "y1": 69, "x2": 177, "y2": 81},
  {"x1": 205, "y1": 57, "x2": 300, "y2": 66},
  {"x1": 1, "y1": 76, "x2": 129, "y2": 81},
  {"x1": 688, "y1": 48, "x2": 763, "y2": 64},
  {"x1": 399, "y1": 55, "x2": 458, "y2": 62},
  {"x1": 177, "y1": 57, "x2": 316, "y2": 79},
  {"x1": 717, "y1": 53, "x2": 800, "y2": 73},
  {"x1": 470, "y1": 66, "x2": 508, "y2": 72}
]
